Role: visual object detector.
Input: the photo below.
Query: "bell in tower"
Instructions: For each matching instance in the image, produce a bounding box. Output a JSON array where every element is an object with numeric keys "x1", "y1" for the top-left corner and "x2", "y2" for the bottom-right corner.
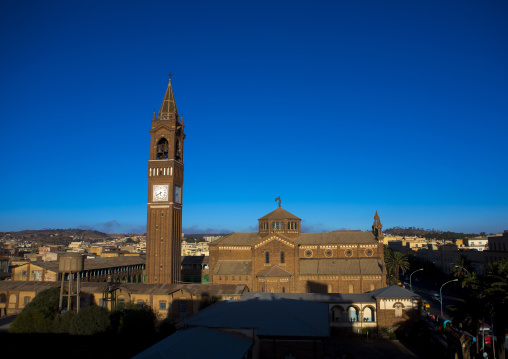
[{"x1": 145, "y1": 76, "x2": 186, "y2": 284}]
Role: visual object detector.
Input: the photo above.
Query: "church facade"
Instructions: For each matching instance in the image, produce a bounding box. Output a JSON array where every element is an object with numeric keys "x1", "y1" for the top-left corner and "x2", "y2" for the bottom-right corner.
[{"x1": 209, "y1": 205, "x2": 386, "y2": 293}]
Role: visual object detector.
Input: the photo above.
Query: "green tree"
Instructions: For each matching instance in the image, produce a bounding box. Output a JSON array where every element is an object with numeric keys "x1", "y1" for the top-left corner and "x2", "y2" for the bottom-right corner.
[
  {"x1": 110, "y1": 302, "x2": 156, "y2": 339},
  {"x1": 462, "y1": 260, "x2": 508, "y2": 359},
  {"x1": 452, "y1": 255, "x2": 473, "y2": 279},
  {"x1": 482, "y1": 260, "x2": 508, "y2": 359},
  {"x1": 69, "y1": 305, "x2": 111, "y2": 335},
  {"x1": 9, "y1": 287, "x2": 60, "y2": 333},
  {"x1": 385, "y1": 249, "x2": 410, "y2": 285}
]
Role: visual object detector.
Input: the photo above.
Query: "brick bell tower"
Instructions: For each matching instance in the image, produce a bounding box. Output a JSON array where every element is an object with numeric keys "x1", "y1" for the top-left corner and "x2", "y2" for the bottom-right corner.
[{"x1": 145, "y1": 77, "x2": 185, "y2": 284}]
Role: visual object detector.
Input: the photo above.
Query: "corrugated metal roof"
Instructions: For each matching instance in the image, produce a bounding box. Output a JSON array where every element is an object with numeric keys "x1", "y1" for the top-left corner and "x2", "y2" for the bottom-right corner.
[
  {"x1": 183, "y1": 295, "x2": 329, "y2": 337},
  {"x1": 241, "y1": 292, "x2": 375, "y2": 304},
  {"x1": 133, "y1": 326, "x2": 252, "y2": 359}
]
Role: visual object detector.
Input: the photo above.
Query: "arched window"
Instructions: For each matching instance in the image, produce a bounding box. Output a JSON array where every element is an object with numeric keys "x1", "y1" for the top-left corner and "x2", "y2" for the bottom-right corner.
[
  {"x1": 156, "y1": 138, "x2": 169, "y2": 159},
  {"x1": 265, "y1": 251, "x2": 270, "y2": 264},
  {"x1": 363, "y1": 307, "x2": 375, "y2": 322},
  {"x1": 280, "y1": 251, "x2": 285, "y2": 264},
  {"x1": 331, "y1": 305, "x2": 345, "y2": 322},
  {"x1": 348, "y1": 306, "x2": 359, "y2": 322}
]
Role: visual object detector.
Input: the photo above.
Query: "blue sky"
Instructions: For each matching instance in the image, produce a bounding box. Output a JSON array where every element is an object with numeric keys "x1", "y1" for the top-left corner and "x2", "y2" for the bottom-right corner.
[{"x1": 1, "y1": 1, "x2": 507, "y2": 234}]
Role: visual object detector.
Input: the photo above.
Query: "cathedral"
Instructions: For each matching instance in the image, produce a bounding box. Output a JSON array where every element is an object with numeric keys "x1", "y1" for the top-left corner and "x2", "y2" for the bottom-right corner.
[
  {"x1": 145, "y1": 78, "x2": 386, "y2": 293},
  {"x1": 208, "y1": 202, "x2": 386, "y2": 293}
]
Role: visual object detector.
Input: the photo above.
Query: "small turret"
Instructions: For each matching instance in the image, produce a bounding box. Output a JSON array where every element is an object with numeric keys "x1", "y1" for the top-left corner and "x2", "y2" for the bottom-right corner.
[{"x1": 372, "y1": 210, "x2": 383, "y2": 239}]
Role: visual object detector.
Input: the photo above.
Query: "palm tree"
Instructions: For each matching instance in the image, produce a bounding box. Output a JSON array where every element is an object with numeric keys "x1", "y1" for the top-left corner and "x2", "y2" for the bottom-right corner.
[
  {"x1": 452, "y1": 255, "x2": 473, "y2": 279},
  {"x1": 385, "y1": 250, "x2": 410, "y2": 285},
  {"x1": 482, "y1": 260, "x2": 508, "y2": 359},
  {"x1": 462, "y1": 260, "x2": 508, "y2": 359}
]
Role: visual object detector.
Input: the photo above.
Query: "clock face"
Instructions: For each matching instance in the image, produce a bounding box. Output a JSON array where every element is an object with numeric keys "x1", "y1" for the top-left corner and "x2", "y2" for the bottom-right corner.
[
  {"x1": 174, "y1": 186, "x2": 181, "y2": 203},
  {"x1": 153, "y1": 185, "x2": 169, "y2": 201}
]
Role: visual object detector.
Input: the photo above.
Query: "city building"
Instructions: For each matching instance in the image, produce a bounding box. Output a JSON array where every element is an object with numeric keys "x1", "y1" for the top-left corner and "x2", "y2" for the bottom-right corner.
[
  {"x1": 144, "y1": 285, "x2": 420, "y2": 359},
  {"x1": 0, "y1": 280, "x2": 247, "y2": 319},
  {"x1": 208, "y1": 205, "x2": 386, "y2": 293}
]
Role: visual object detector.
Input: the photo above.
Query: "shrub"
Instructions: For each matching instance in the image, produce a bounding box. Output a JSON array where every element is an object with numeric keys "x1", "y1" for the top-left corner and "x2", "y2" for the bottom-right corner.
[
  {"x1": 9, "y1": 288, "x2": 60, "y2": 333},
  {"x1": 69, "y1": 305, "x2": 111, "y2": 335},
  {"x1": 111, "y1": 302, "x2": 156, "y2": 339}
]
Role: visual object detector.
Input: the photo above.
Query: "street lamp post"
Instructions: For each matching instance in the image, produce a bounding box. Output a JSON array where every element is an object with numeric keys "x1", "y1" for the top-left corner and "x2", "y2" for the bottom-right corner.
[
  {"x1": 409, "y1": 268, "x2": 423, "y2": 292},
  {"x1": 440, "y1": 279, "x2": 458, "y2": 317}
]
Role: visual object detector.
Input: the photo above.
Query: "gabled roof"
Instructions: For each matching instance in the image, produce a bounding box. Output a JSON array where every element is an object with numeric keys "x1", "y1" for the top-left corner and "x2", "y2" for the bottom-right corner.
[
  {"x1": 183, "y1": 295, "x2": 329, "y2": 337},
  {"x1": 258, "y1": 207, "x2": 300, "y2": 221},
  {"x1": 256, "y1": 265, "x2": 292, "y2": 277},
  {"x1": 132, "y1": 326, "x2": 252, "y2": 359},
  {"x1": 369, "y1": 285, "x2": 420, "y2": 299},
  {"x1": 209, "y1": 233, "x2": 260, "y2": 247}
]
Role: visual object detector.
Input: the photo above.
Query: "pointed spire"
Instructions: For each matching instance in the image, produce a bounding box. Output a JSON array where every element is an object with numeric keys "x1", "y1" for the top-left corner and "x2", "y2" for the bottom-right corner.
[
  {"x1": 152, "y1": 111, "x2": 156, "y2": 121},
  {"x1": 158, "y1": 76, "x2": 179, "y2": 121},
  {"x1": 372, "y1": 210, "x2": 383, "y2": 238}
]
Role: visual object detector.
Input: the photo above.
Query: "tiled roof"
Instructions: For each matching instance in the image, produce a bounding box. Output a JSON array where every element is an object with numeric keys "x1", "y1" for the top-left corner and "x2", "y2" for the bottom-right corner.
[
  {"x1": 209, "y1": 233, "x2": 260, "y2": 246},
  {"x1": 210, "y1": 231, "x2": 378, "y2": 247},
  {"x1": 256, "y1": 266, "x2": 293, "y2": 277},
  {"x1": 296, "y1": 232, "x2": 377, "y2": 244},
  {"x1": 212, "y1": 260, "x2": 252, "y2": 275},
  {"x1": 259, "y1": 207, "x2": 301, "y2": 220},
  {"x1": 300, "y1": 258, "x2": 383, "y2": 275},
  {"x1": 183, "y1": 284, "x2": 248, "y2": 296},
  {"x1": 0, "y1": 281, "x2": 248, "y2": 297}
]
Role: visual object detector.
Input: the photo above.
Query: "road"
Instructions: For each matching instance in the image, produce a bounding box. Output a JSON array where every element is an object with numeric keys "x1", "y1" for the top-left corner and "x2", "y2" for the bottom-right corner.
[{"x1": 403, "y1": 280, "x2": 463, "y2": 320}]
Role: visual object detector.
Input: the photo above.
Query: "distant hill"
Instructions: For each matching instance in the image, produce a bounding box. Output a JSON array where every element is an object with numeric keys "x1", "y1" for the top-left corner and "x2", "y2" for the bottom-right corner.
[
  {"x1": 384, "y1": 226, "x2": 482, "y2": 241},
  {"x1": 0, "y1": 229, "x2": 113, "y2": 246}
]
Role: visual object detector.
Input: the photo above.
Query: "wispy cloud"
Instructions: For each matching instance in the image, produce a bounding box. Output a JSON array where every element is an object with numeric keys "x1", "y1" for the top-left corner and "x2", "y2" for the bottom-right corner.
[{"x1": 183, "y1": 225, "x2": 233, "y2": 234}]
